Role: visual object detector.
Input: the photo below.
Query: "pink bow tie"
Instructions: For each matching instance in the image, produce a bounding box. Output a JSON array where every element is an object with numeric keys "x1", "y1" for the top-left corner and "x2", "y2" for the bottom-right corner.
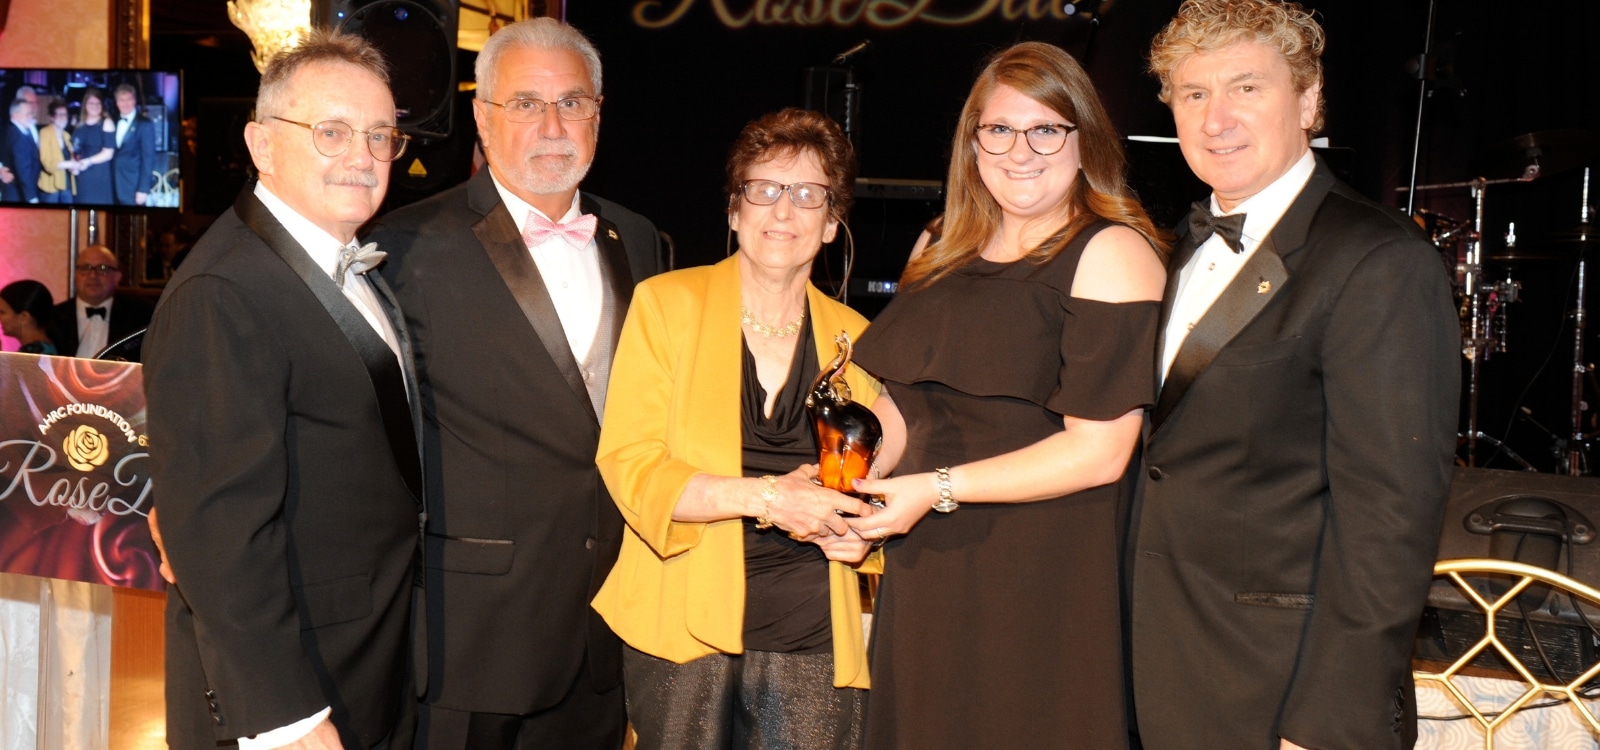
[{"x1": 522, "y1": 210, "x2": 597, "y2": 249}]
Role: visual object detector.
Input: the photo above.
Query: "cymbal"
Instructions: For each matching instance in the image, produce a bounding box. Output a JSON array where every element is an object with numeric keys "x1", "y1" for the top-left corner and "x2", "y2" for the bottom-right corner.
[
  {"x1": 1490, "y1": 224, "x2": 1598, "y2": 262},
  {"x1": 1473, "y1": 130, "x2": 1599, "y2": 181}
]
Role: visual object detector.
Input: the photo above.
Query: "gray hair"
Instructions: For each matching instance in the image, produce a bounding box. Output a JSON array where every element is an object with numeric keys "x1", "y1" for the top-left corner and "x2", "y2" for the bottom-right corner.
[
  {"x1": 255, "y1": 28, "x2": 391, "y2": 120},
  {"x1": 474, "y1": 18, "x2": 602, "y2": 102}
]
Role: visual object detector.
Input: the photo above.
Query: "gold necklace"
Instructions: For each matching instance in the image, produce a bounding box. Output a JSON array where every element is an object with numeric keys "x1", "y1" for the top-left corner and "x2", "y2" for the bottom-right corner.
[{"x1": 740, "y1": 306, "x2": 805, "y2": 338}]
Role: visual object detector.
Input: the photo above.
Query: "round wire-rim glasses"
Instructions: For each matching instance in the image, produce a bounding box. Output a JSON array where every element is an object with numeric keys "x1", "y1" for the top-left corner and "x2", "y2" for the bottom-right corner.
[
  {"x1": 270, "y1": 117, "x2": 411, "y2": 162},
  {"x1": 974, "y1": 122, "x2": 1080, "y2": 156},
  {"x1": 482, "y1": 95, "x2": 602, "y2": 123},
  {"x1": 739, "y1": 180, "x2": 830, "y2": 210}
]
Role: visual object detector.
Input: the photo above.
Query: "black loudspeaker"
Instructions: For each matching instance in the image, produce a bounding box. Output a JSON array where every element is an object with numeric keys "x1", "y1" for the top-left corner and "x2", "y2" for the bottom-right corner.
[
  {"x1": 315, "y1": 0, "x2": 458, "y2": 139},
  {"x1": 1416, "y1": 467, "x2": 1600, "y2": 682}
]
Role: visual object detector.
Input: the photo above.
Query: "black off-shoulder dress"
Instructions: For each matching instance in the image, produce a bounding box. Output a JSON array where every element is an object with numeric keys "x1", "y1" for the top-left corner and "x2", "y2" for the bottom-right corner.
[{"x1": 853, "y1": 221, "x2": 1159, "y2": 750}]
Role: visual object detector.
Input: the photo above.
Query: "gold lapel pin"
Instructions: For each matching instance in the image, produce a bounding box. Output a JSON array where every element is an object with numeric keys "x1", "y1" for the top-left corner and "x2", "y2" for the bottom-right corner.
[
  {"x1": 607, "y1": 229, "x2": 619, "y2": 240},
  {"x1": 1257, "y1": 279, "x2": 1271, "y2": 294}
]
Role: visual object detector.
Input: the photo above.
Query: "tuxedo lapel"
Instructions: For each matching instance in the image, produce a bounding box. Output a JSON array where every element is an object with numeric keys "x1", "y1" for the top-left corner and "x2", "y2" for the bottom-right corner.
[
  {"x1": 1153, "y1": 224, "x2": 1200, "y2": 386},
  {"x1": 1149, "y1": 160, "x2": 1337, "y2": 435},
  {"x1": 583, "y1": 193, "x2": 637, "y2": 361},
  {"x1": 467, "y1": 173, "x2": 597, "y2": 422},
  {"x1": 233, "y1": 188, "x2": 424, "y2": 502}
]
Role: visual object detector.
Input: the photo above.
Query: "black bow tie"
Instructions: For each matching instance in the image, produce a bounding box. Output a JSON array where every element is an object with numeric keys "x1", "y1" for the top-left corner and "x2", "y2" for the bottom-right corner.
[
  {"x1": 1188, "y1": 202, "x2": 1247, "y2": 253},
  {"x1": 86, "y1": 306, "x2": 107, "y2": 319}
]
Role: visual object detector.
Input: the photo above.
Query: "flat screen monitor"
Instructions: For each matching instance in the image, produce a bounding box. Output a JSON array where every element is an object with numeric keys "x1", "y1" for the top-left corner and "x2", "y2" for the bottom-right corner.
[{"x1": 0, "y1": 68, "x2": 182, "y2": 211}]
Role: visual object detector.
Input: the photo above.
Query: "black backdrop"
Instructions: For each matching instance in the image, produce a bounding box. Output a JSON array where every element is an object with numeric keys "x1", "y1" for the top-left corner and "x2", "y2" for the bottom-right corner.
[{"x1": 159, "y1": 0, "x2": 1600, "y2": 472}]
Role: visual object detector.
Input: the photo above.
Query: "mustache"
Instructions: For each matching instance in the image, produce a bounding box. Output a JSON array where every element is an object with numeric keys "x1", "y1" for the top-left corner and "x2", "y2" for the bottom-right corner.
[
  {"x1": 529, "y1": 140, "x2": 578, "y2": 159},
  {"x1": 325, "y1": 172, "x2": 379, "y2": 188}
]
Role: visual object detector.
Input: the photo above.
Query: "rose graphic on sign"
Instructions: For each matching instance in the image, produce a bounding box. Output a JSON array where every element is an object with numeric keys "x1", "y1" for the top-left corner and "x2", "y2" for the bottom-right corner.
[{"x1": 64, "y1": 424, "x2": 111, "y2": 471}]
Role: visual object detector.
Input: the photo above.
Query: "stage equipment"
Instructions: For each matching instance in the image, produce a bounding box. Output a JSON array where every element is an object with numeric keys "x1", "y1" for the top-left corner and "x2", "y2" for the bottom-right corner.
[
  {"x1": 317, "y1": 0, "x2": 458, "y2": 140},
  {"x1": 1419, "y1": 468, "x2": 1600, "y2": 685},
  {"x1": 1400, "y1": 174, "x2": 1530, "y2": 467}
]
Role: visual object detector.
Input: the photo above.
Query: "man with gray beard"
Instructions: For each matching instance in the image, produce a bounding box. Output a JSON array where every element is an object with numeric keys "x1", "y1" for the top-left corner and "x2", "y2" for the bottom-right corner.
[{"x1": 369, "y1": 18, "x2": 662, "y2": 750}]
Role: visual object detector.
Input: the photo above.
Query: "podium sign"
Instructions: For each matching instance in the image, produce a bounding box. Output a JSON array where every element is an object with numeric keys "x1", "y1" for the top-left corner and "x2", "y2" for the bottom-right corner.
[{"x1": 0, "y1": 352, "x2": 162, "y2": 591}]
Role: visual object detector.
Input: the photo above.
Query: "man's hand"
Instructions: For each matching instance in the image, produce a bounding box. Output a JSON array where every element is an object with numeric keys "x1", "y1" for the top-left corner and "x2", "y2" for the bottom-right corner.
[
  {"x1": 283, "y1": 718, "x2": 344, "y2": 749},
  {"x1": 135, "y1": 191, "x2": 148, "y2": 205},
  {"x1": 147, "y1": 507, "x2": 175, "y2": 584},
  {"x1": 0, "y1": 166, "x2": 12, "y2": 184}
]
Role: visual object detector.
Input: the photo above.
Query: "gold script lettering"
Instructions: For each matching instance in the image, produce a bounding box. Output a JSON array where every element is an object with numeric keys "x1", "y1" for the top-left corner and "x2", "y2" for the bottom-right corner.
[{"x1": 631, "y1": 0, "x2": 1067, "y2": 29}]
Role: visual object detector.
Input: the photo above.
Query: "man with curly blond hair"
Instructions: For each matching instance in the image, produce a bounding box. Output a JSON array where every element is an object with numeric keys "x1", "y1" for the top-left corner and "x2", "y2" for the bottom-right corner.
[{"x1": 1126, "y1": 2, "x2": 1460, "y2": 748}]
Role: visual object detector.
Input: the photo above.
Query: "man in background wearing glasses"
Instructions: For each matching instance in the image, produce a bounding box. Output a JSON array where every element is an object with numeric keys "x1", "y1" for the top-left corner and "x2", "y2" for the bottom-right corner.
[
  {"x1": 48, "y1": 245, "x2": 152, "y2": 359},
  {"x1": 145, "y1": 29, "x2": 423, "y2": 750},
  {"x1": 370, "y1": 17, "x2": 662, "y2": 750}
]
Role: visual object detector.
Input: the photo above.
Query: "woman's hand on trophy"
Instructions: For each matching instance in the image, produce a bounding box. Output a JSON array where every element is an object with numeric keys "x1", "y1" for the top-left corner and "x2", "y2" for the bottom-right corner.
[
  {"x1": 761, "y1": 469, "x2": 872, "y2": 540},
  {"x1": 845, "y1": 472, "x2": 939, "y2": 542}
]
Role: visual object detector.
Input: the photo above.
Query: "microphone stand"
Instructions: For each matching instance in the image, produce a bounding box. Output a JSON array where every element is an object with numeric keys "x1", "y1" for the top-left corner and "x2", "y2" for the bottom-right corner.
[{"x1": 1404, "y1": 0, "x2": 1438, "y2": 216}]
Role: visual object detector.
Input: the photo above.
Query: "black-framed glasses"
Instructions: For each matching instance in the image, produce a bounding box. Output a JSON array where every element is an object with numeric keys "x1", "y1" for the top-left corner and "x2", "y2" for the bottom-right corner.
[
  {"x1": 739, "y1": 180, "x2": 830, "y2": 210},
  {"x1": 482, "y1": 95, "x2": 602, "y2": 123},
  {"x1": 974, "y1": 123, "x2": 1080, "y2": 156},
  {"x1": 270, "y1": 117, "x2": 411, "y2": 162},
  {"x1": 75, "y1": 264, "x2": 119, "y2": 275}
]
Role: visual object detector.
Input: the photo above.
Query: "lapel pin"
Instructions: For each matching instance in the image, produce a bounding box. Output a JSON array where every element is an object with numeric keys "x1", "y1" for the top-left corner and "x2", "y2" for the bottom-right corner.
[
  {"x1": 1257, "y1": 279, "x2": 1271, "y2": 294},
  {"x1": 607, "y1": 229, "x2": 619, "y2": 240}
]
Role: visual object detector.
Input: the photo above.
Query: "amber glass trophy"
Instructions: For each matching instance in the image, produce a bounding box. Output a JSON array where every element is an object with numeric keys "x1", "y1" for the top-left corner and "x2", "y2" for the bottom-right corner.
[{"x1": 806, "y1": 332, "x2": 883, "y2": 497}]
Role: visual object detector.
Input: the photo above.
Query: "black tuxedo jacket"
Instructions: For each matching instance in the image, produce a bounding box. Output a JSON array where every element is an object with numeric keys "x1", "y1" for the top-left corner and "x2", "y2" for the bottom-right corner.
[
  {"x1": 145, "y1": 189, "x2": 423, "y2": 748},
  {"x1": 2, "y1": 120, "x2": 41, "y2": 202},
  {"x1": 111, "y1": 113, "x2": 157, "y2": 204},
  {"x1": 372, "y1": 168, "x2": 664, "y2": 715},
  {"x1": 1128, "y1": 159, "x2": 1460, "y2": 750},
  {"x1": 49, "y1": 291, "x2": 154, "y2": 359}
]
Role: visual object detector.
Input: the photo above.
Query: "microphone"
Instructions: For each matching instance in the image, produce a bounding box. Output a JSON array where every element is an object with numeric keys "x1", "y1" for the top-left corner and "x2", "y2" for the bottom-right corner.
[{"x1": 833, "y1": 40, "x2": 873, "y2": 64}]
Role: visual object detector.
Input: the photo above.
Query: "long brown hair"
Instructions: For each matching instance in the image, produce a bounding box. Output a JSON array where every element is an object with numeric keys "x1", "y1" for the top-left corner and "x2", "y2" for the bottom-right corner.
[{"x1": 901, "y1": 42, "x2": 1165, "y2": 288}]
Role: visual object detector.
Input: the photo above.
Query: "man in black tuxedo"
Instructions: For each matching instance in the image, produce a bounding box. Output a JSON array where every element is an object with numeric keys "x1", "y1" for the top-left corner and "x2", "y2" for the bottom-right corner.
[
  {"x1": 2, "y1": 97, "x2": 41, "y2": 203},
  {"x1": 110, "y1": 83, "x2": 157, "y2": 206},
  {"x1": 1127, "y1": 2, "x2": 1460, "y2": 749},
  {"x1": 145, "y1": 30, "x2": 422, "y2": 750},
  {"x1": 48, "y1": 245, "x2": 153, "y2": 359},
  {"x1": 372, "y1": 18, "x2": 662, "y2": 750}
]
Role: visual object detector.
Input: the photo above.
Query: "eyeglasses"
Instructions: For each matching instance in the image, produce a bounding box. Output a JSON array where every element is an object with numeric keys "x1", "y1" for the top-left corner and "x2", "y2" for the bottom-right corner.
[
  {"x1": 75, "y1": 264, "x2": 119, "y2": 275},
  {"x1": 270, "y1": 117, "x2": 412, "y2": 162},
  {"x1": 482, "y1": 95, "x2": 601, "y2": 123},
  {"x1": 974, "y1": 123, "x2": 1080, "y2": 156},
  {"x1": 739, "y1": 180, "x2": 830, "y2": 210}
]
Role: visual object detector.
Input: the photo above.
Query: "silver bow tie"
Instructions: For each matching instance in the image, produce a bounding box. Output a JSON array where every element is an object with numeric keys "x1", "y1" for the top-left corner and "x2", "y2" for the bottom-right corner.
[{"x1": 334, "y1": 242, "x2": 386, "y2": 289}]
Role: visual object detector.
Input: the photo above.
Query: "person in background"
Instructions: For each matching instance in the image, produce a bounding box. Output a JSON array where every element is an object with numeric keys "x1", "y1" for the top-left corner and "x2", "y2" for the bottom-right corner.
[
  {"x1": 3, "y1": 97, "x2": 41, "y2": 203},
  {"x1": 594, "y1": 108, "x2": 878, "y2": 750},
  {"x1": 48, "y1": 245, "x2": 153, "y2": 360},
  {"x1": 110, "y1": 82, "x2": 157, "y2": 206},
  {"x1": 845, "y1": 41, "x2": 1167, "y2": 750},
  {"x1": 0, "y1": 280, "x2": 61, "y2": 355},
  {"x1": 1127, "y1": 2, "x2": 1459, "y2": 748},
  {"x1": 38, "y1": 99, "x2": 76, "y2": 204},
  {"x1": 69, "y1": 87, "x2": 117, "y2": 205}
]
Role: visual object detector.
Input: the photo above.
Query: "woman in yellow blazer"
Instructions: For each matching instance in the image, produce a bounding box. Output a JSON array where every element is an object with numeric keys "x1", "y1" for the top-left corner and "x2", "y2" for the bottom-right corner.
[
  {"x1": 595, "y1": 109, "x2": 882, "y2": 750},
  {"x1": 38, "y1": 100, "x2": 76, "y2": 204}
]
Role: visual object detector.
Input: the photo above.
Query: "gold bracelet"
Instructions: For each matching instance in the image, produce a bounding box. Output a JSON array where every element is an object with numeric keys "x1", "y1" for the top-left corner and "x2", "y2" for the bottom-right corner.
[{"x1": 755, "y1": 475, "x2": 779, "y2": 529}]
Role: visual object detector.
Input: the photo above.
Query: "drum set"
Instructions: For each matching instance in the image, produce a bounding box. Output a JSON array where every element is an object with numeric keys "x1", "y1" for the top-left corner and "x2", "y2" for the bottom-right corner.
[{"x1": 1407, "y1": 130, "x2": 1599, "y2": 474}]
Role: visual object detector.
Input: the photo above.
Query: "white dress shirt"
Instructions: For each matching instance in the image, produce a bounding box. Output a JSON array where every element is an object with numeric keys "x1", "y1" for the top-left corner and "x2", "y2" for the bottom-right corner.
[
  {"x1": 490, "y1": 173, "x2": 603, "y2": 364},
  {"x1": 75, "y1": 296, "x2": 114, "y2": 357},
  {"x1": 114, "y1": 113, "x2": 133, "y2": 147},
  {"x1": 253, "y1": 182, "x2": 401, "y2": 358},
  {"x1": 1161, "y1": 149, "x2": 1316, "y2": 382}
]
